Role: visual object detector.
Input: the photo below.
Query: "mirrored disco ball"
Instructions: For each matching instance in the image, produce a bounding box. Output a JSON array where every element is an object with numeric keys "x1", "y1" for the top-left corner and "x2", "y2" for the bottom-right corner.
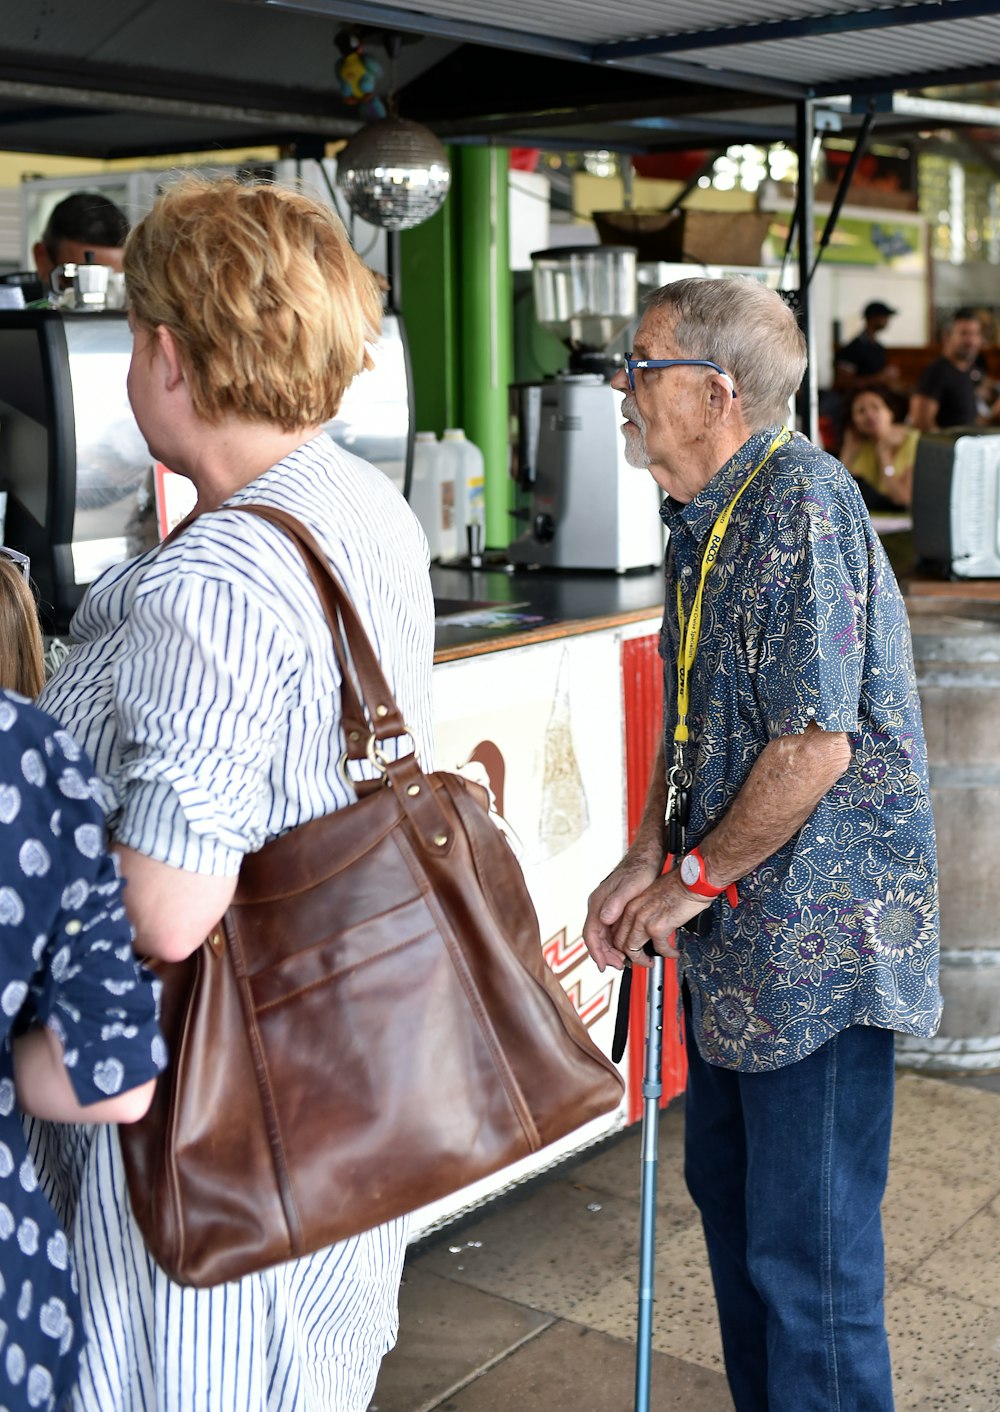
[{"x1": 336, "y1": 118, "x2": 451, "y2": 231}]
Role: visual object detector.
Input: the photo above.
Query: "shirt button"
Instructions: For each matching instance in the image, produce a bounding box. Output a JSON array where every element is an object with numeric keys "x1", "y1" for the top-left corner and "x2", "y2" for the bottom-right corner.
[
  {"x1": 806, "y1": 707, "x2": 816, "y2": 715},
  {"x1": 681, "y1": 566, "x2": 693, "y2": 577},
  {"x1": 65, "y1": 920, "x2": 82, "y2": 935}
]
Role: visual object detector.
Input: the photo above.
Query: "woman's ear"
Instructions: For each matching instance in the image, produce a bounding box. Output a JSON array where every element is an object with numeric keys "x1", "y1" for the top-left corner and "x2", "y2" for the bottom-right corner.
[{"x1": 153, "y1": 325, "x2": 186, "y2": 394}]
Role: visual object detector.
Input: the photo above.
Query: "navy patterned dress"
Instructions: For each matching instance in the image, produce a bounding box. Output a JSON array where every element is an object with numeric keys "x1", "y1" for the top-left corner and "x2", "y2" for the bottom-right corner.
[{"x1": 0, "y1": 690, "x2": 163, "y2": 1412}]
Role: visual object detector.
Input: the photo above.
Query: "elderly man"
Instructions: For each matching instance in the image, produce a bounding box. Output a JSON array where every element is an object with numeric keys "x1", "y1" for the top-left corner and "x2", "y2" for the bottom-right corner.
[{"x1": 584, "y1": 278, "x2": 940, "y2": 1412}]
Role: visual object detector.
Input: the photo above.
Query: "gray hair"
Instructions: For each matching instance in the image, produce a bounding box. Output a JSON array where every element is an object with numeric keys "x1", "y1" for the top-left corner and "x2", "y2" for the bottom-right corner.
[{"x1": 644, "y1": 277, "x2": 806, "y2": 430}]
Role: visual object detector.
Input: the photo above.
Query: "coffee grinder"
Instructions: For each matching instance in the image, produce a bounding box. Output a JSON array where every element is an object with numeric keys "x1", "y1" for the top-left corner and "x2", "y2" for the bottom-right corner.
[{"x1": 508, "y1": 245, "x2": 664, "y2": 573}]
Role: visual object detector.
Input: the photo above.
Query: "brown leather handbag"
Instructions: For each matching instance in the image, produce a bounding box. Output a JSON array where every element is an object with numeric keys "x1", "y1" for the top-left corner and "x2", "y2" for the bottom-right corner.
[{"x1": 119, "y1": 504, "x2": 624, "y2": 1288}]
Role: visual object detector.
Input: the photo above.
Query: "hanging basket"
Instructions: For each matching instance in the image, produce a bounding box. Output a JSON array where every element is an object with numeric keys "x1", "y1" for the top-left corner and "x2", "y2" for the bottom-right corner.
[{"x1": 593, "y1": 210, "x2": 773, "y2": 266}]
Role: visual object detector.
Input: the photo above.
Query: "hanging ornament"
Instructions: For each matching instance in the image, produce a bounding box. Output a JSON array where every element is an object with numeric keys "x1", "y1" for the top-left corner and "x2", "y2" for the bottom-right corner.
[
  {"x1": 336, "y1": 117, "x2": 451, "y2": 231},
  {"x1": 335, "y1": 38, "x2": 386, "y2": 122}
]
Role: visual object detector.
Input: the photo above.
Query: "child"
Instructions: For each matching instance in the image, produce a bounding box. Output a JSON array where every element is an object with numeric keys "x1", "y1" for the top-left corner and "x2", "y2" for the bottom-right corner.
[
  {"x1": 0, "y1": 552, "x2": 164, "y2": 1411},
  {"x1": 0, "y1": 553, "x2": 45, "y2": 696}
]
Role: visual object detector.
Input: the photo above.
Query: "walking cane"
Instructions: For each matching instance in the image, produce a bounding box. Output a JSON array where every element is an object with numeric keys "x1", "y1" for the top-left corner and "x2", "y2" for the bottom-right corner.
[
  {"x1": 611, "y1": 938, "x2": 666, "y2": 1412},
  {"x1": 635, "y1": 942, "x2": 664, "y2": 1412}
]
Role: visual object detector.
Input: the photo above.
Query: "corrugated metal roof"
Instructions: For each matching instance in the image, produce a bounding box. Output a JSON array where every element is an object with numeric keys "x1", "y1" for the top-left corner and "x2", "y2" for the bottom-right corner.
[
  {"x1": 668, "y1": 16, "x2": 1000, "y2": 85},
  {"x1": 277, "y1": 0, "x2": 1000, "y2": 92},
  {"x1": 0, "y1": 0, "x2": 999, "y2": 157},
  {"x1": 346, "y1": 0, "x2": 924, "y2": 43}
]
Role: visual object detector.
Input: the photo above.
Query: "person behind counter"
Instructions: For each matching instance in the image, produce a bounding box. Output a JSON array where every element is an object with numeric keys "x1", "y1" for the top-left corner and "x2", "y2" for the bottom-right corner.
[
  {"x1": 840, "y1": 383, "x2": 917, "y2": 509},
  {"x1": 583, "y1": 276, "x2": 940, "y2": 1412},
  {"x1": 31, "y1": 174, "x2": 434, "y2": 1412},
  {"x1": 31, "y1": 191, "x2": 129, "y2": 295}
]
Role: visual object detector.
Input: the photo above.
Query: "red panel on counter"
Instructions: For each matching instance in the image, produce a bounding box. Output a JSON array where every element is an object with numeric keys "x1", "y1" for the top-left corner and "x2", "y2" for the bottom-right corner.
[{"x1": 621, "y1": 633, "x2": 686, "y2": 1123}]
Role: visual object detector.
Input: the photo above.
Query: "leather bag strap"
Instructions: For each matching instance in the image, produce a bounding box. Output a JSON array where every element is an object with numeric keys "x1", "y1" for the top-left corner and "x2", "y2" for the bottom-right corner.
[
  {"x1": 227, "y1": 503, "x2": 458, "y2": 851},
  {"x1": 230, "y1": 504, "x2": 410, "y2": 762}
]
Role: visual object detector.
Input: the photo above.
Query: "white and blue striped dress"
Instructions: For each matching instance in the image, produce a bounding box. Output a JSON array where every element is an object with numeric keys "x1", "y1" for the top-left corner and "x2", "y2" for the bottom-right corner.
[{"x1": 33, "y1": 433, "x2": 435, "y2": 1411}]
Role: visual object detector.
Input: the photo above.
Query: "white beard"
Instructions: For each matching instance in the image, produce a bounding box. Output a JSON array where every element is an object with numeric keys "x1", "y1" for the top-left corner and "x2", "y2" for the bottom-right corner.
[{"x1": 620, "y1": 397, "x2": 649, "y2": 468}]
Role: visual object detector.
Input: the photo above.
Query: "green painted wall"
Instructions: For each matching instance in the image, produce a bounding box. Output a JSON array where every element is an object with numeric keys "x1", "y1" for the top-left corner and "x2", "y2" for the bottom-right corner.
[
  {"x1": 398, "y1": 191, "x2": 459, "y2": 436},
  {"x1": 401, "y1": 145, "x2": 514, "y2": 551},
  {"x1": 456, "y1": 147, "x2": 513, "y2": 550}
]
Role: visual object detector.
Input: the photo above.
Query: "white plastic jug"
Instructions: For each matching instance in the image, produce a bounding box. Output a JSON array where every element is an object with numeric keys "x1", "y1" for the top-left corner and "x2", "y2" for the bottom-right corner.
[
  {"x1": 441, "y1": 428, "x2": 485, "y2": 562},
  {"x1": 408, "y1": 432, "x2": 457, "y2": 561}
]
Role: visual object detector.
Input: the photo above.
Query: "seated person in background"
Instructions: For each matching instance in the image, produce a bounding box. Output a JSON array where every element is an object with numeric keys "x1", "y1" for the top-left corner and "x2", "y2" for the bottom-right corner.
[
  {"x1": 909, "y1": 308, "x2": 1000, "y2": 431},
  {"x1": 840, "y1": 385, "x2": 917, "y2": 510},
  {"x1": 31, "y1": 192, "x2": 129, "y2": 293},
  {"x1": 834, "y1": 301, "x2": 900, "y2": 392},
  {"x1": 0, "y1": 552, "x2": 45, "y2": 696}
]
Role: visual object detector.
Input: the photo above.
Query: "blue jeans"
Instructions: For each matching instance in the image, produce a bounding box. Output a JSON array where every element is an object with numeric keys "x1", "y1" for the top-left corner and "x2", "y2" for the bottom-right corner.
[{"x1": 683, "y1": 994, "x2": 895, "y2": 1412}]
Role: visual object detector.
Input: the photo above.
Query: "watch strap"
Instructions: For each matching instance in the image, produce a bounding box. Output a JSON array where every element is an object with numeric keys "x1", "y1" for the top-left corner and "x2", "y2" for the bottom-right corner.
[{"x1": 681, "y1": 846, "x2": 739, "y2": 908}]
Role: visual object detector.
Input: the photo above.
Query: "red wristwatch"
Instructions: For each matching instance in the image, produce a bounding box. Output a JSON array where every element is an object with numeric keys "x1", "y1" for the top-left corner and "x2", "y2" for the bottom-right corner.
[{"x1": 678, "y1": 846, "x2": 739, "y2": 908}]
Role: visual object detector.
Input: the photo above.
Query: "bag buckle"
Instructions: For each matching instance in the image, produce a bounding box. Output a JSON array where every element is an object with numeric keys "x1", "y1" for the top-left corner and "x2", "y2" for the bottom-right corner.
[{"x1": 336, "y1": 725, "x2": 421, "y2": 789}]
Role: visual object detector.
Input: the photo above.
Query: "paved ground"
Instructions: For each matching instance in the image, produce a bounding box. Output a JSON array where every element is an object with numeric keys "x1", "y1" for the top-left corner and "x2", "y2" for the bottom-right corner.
[{"x1": 370, "y1": 1068, "x2": 1000, "y2": 1412}]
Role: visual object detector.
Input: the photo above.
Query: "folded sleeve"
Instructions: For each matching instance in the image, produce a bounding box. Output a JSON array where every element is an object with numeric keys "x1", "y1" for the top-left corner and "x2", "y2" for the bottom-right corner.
[
  {"x1": 110, "y1": 550, "x2": 298, "y2": 876},
  {"x1": 24, "y1": 729, "x2": 166, "y2": 1107}
]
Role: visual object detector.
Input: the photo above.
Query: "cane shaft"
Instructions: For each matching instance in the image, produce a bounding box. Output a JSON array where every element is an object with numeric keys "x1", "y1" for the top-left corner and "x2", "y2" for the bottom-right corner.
[{"x1": 635, "y1": 949, "x2": 665, "y2": 1412}]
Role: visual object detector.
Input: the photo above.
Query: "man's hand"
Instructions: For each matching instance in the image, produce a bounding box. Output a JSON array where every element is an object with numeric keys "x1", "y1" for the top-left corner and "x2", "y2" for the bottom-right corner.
[
  {"x1": 612, "y1": 869, "x2": 711, "y2": 968},
  {"x1": 583, "y1": 852, "x2": 662, "y2": 973}
]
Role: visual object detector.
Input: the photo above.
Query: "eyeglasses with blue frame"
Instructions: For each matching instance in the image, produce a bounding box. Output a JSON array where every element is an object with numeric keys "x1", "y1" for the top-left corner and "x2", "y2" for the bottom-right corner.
[{"x1": 623, "y1": 355, "x2": 737, "y2": 396}]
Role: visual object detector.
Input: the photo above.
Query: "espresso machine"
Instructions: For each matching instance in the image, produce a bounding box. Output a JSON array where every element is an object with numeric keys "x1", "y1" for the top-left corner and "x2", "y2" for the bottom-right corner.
[{"x1": 508, "y1": 245, "x2": 664, "y2": 573}]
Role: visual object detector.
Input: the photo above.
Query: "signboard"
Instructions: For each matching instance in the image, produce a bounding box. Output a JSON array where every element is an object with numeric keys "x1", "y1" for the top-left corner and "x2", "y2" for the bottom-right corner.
[
  {"x1": 410, "y1": 630, "x2": 635, "y2": 1234},
  {"x1": 767, "y1": 210, "x2": 926, "y2": 271}
]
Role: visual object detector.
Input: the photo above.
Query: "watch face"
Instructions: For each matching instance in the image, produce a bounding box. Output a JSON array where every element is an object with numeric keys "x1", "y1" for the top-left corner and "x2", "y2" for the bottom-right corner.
[{"x1": 680, "y1": 853, "x2": 700, "y2": 885}]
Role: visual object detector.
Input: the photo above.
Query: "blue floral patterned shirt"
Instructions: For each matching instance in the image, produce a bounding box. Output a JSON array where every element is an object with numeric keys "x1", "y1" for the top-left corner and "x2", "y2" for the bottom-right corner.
[{"x1": 660, "y1": 427, "x2": 941, "y2": 1073}]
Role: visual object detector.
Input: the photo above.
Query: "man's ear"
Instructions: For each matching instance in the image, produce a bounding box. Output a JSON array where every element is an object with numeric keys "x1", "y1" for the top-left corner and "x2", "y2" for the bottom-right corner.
[
  {"x1": 153, "y1": 325, "x2": 186, "y2": 393},
  {"x1": 706, "y1": 371, "x2": 737, "y2": 421}
]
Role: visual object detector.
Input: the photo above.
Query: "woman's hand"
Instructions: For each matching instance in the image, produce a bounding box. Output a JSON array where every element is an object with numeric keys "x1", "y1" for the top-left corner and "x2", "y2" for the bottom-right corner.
[{"x1": 838, "y1": 426, "x2": 862, "y2": 472}]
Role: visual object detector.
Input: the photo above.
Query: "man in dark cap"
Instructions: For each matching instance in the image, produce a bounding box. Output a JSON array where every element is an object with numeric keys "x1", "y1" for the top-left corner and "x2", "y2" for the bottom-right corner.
[
  {"x1": 32, "y1": 191, "x2": 129, "y2": 292},
  {"x1": 834, "y1": 300, "x2": 898, "y2": 391}
]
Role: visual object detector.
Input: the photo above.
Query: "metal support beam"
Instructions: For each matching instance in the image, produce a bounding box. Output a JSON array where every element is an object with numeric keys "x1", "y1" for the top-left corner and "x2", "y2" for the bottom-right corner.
[
  {"x1": 795, "y1": 99, "x2": 817, "y2": 446},
  {"x1": 810, "y1": 104, "x2": 876, "y2": 285},
  {"x1": 0, "y1": 75, "x2": 357, "y2": 137}
]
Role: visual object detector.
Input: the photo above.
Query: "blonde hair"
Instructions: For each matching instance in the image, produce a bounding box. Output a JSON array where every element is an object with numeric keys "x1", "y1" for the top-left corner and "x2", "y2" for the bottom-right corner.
[
  {"x1": 123, "y1": 176, "x2": 382, "y2": 431},
  {"x1": 0, "y1": 559, "x2": 45, "y2": 697},
  {"x1": 645, "y1": 278, "x2": 807, "y2": 431}
]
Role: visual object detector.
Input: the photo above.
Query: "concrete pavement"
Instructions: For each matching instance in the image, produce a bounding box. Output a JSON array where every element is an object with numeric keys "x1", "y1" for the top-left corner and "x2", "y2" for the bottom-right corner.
[{"x1": 371, "y1": 1069, "x2": 1000, "y2": 1412}]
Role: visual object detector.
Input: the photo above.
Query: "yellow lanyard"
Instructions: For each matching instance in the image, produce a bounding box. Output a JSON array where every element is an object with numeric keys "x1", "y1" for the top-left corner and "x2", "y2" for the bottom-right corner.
[{"x1": 674, "y1": 427, "x2": 791, "y2": 746}]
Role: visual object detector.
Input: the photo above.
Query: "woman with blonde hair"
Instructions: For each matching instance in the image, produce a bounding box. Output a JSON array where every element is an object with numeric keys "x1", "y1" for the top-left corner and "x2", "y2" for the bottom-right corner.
[{"x1": 32, "y1": 176, "x2": 434, "y2": 1411}]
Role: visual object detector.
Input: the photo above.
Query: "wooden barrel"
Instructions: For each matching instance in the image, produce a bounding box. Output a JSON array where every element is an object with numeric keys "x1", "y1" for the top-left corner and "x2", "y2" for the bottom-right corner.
[{"x1": 898, "y1": 597, "x2": 1000, "y2": 1071}]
